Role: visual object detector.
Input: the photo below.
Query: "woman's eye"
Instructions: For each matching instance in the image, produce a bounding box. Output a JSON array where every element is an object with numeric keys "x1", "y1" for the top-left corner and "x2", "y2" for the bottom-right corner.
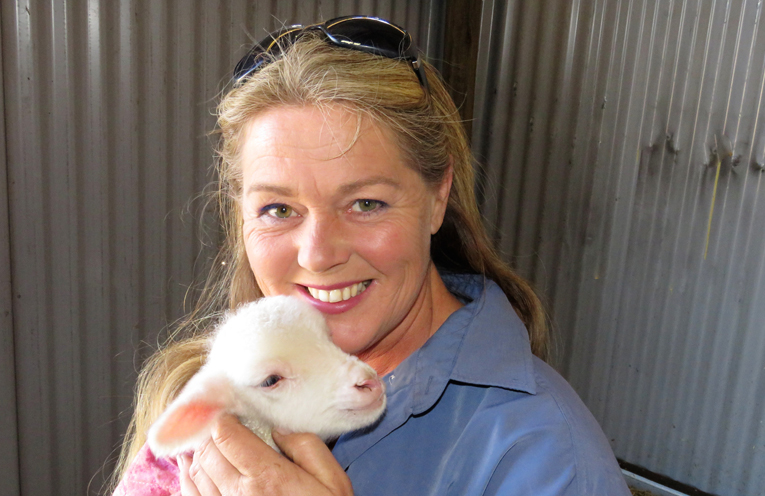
[
  {"x1": 258, "y1": 374, "x2": 282, "y2": 388},
  {"x1": 264, "y1": 205, "x2": 294, "y2": 219},
  {"x1": 352, "y1": 199, "x2": 384, "y2": 213}
]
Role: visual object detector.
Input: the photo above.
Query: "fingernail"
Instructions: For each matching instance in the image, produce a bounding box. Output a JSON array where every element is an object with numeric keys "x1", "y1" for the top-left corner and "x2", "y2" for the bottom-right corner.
[{"x1": 273, "y1": 427, "x2": 292, "y2": 436}]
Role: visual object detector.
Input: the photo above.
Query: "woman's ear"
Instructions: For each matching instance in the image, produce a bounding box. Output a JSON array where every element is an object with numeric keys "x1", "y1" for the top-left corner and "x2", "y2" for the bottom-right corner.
[{"x1": 430, "y1": 161, "x2": 454, "y2": 235}]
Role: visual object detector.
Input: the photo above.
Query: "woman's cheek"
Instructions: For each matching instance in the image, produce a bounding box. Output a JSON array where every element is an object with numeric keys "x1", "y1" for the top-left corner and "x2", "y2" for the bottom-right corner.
[
  {"x1": 244, "y1": 226, "x2": 296, "y2": 283},
  {"x1": 360, "y1": 217, "x2": 430, "y2": 265}
]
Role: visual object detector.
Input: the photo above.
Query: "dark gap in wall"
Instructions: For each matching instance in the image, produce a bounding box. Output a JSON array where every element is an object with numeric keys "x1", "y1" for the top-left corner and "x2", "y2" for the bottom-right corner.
[
  {"x1": 439, "y1": 0, "x2": 482, "y2": 142},
  {"x1": 619, "y1": 460, "x2": 719, "y2": 496}
]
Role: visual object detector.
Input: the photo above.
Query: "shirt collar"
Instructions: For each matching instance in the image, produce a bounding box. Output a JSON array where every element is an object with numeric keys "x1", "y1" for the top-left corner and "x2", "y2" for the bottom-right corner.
[
  {"x1": 333, "y1": 273, "x2": 537, "y2": 467},
  {"x1": 404, "y1": 273, "x2": 537, "y2": 416}
]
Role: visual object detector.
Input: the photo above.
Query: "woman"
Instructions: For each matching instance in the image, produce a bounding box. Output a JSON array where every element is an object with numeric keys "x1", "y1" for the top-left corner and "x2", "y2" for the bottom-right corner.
[{"x1": 113, "y1": 17, "x2": 630, "y2": 496}]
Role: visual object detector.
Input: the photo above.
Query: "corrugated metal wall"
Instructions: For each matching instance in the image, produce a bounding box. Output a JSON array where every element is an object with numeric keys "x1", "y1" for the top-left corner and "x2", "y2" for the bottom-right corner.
[
  {"x1": 6, "y1": 0, "x2": 765, "y2": 495},
  {"x1": 473, "y1": 1, "x2": 765, "y2": 495},
  {"x1": 0, "y1": 2, "x2": 437, "y2": 495}
]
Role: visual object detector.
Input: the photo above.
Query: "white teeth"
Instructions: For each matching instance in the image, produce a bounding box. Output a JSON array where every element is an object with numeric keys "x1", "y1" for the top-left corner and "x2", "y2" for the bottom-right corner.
[{"x1": 306, "y1": 281, "x2": 369, "y2": 303}]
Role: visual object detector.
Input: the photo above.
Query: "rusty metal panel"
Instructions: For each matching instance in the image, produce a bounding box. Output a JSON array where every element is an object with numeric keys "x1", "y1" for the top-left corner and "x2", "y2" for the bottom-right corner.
[
  {"x1": 1, "y1": 1, "x2": 437, "y2": 495},
  {"x1": 473, "y1": 1, "x2": 765, "y2": 495}
]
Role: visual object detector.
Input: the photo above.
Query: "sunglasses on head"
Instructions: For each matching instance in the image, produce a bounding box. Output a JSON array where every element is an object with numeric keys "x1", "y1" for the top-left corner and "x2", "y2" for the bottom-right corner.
[{"x1": 233, "y1": 16, "x2": 429, "y2": 91}]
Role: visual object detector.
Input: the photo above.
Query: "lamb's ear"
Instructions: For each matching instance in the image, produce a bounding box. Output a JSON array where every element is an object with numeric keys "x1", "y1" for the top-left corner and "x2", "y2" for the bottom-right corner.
[{"x1": 147, "y1": 373, "x2": 235, "y2": 458}]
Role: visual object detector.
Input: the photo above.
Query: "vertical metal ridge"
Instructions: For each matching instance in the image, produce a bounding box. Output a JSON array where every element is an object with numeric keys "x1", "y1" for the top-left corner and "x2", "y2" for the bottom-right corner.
[
  {"x1": 518, "y1": 0, "x2": 569, "y2": 285},
  {"x1": 557, "y1": 0, "x2": 608, "y2": 379},
  {"x1": 0, "y1": 2, "x2": 21, "y2": 495},
  {"x1": 736, "y1": 28, "x2": 765, "y2": 488},
  {"x1": 740, "y1": 192, "x2": 765, "y2": 493},
  {"x1": 574, "y1": 0, "x2": 626, "y2": 420},
  {"x1": 101, "y1": 2, "x2": 116, "y2": 483},
  {"x1": 672, "y1": 0, "x2": 730, "y2": 484},
  {"x1": 545, "y1": 0, "x2": 589, "y2": 370},
  {"x1": 634, "y1": 0, "x2": 694, "y2": 466},
  {"x1": 162, "y1": 0, "x2": 174, "y2": 333},
  {"x1": 169, "y1": 2, "x2": 191, "y2": 330},
  {"x1": 507, "y1": 0, "x2": 542, "y2": 261},
  {"x1": 609, "y1": 0, "x2": 666, "y2": 460},
  {"x1": 56, "y1": 0, "x2": 75, "y2": 490},
  {"x1": 535, "y1": 0, "x2": 581, "y2": 317},
  {"x1": 642, "y1": 0, "x2": 704, "y2": 473},
  {"x1": 84, "y1": 1, "x2": 106, "y2": 486},
  {"x1": 684, "y1": 0, "x2": 740, "y2": 488},
  {"x1": 8, "y1": 0, "x2": 56, "y2": 493},
  {"x1": 704, "y1": 1, "x2": 764, "y2": 489},
  {"x1": 477, "y1": 0, "x2": 520, "y2": 239},
  {"x1": 109, "y1": 0, "x2": 136, "y2": 456},
  {"x1": 599, "y1": 0, "x2": 656, "y2": 440},
  {"x1": 661, "y1": 0, "x2": 717, "y2": 478}
]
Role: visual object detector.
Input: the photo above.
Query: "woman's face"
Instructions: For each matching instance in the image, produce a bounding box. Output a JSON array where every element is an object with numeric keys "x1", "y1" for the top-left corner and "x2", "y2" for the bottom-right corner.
[{"x1": 239, "y1": 105, "x2": 451, "y2": 364}]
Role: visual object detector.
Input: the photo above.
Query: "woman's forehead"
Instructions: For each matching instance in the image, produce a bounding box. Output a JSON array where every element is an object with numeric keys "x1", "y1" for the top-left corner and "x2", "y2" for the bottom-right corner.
[{"x1": 240, "y1": 105, "x2": 406, "y2": 179}]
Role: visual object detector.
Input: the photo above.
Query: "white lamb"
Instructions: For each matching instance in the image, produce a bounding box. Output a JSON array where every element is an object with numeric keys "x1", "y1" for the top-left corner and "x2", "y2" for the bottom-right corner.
[{"x1": 148, "y1": 295, "x2": 386, "y2": 458}]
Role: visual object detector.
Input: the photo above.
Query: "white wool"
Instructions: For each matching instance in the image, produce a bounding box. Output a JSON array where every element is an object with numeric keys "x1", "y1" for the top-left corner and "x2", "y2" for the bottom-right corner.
[{"x1": 148, "y1": 295, "x2": 386, "y2": 458}]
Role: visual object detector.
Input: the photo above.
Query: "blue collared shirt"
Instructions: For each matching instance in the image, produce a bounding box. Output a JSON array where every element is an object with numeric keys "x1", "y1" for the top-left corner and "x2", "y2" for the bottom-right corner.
[{"x1": 332, "y1": 274, "x2": 630, "y2": 495}]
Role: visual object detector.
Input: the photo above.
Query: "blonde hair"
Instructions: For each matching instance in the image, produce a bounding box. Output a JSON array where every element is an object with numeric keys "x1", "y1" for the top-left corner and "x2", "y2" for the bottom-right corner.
[{"x1": 110, "y1": 32, "x2": 548, "y2": 490}]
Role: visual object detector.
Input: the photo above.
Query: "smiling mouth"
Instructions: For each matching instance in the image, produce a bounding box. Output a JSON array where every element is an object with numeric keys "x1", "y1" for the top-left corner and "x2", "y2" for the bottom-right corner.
[{"x1": 304, "y1": 281, "x2": 372, "y2": 303}]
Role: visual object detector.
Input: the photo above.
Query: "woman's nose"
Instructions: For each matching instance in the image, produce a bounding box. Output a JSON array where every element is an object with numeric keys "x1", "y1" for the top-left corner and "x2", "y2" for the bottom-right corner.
[{"x1": 296, "y1": 214, "x2": 351, "y2": 273}]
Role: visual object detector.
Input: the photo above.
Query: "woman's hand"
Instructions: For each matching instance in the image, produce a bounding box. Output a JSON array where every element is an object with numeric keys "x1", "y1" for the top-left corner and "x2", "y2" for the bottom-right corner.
[{"x1": 177, "y1": 414, "x2": 353, "y2": 496}]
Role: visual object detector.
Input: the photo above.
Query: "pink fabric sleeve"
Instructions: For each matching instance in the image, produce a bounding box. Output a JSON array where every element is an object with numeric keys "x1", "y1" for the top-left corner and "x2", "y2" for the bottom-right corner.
[{"x1": 112, "y1": 444, "x2": 181, "y2": 496}]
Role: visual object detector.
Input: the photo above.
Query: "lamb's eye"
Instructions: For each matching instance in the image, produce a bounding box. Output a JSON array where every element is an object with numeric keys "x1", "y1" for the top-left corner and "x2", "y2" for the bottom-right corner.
[{"x1": 259, "y1": 375, "x2": 282, "y2": 388}]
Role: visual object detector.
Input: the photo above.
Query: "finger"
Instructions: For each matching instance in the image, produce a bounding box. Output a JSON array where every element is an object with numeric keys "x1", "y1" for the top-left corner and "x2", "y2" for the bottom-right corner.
[
  {"x1": 177, "y1": 454, "x2": 203, "y2": 496},
  {"x1": 193, "y1": 438, "x2": 240, "y2": 495},
  {"x1": 189, "y1": 447, "x2": 224, "y2": 496},
  {"x1": 210, "y1": 414, "x2": 280, "y2": 477},
  {"x1": 272, "y1": 430, "x2": 353, "y2": 495}
]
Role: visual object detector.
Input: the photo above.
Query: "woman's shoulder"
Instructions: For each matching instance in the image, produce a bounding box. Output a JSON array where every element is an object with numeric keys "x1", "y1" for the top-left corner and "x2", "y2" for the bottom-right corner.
[
  {"x1": 469, "y1": 358, "x2": 631, "y2": 495},
  {"x1": 531, "y1": 357, "x2": 623, "y2": 464}
]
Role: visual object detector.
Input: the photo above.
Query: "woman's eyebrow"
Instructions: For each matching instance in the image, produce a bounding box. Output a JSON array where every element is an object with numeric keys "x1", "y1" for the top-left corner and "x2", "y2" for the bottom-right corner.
[
  {"x1": 338, "y1": 177, "x2": 401, "y2": 195},
  {"x1": 245, "y1": 177, "x2": 400, "y2": 197},
  {"x1": 246, "y1": 184, "x2": 293, "y2": 196}
]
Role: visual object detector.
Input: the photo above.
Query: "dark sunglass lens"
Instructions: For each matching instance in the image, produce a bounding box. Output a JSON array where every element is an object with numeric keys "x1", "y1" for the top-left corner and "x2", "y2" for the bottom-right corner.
[
  {"x1": 234, "y1": 26, "x2": 304, "y2": 82},
  {"x1": 233, "y1": 47, "x2": 266, "y2": 81},
  {"x1": 325, "y1": 18, "x2": 412, "y2": 59}
]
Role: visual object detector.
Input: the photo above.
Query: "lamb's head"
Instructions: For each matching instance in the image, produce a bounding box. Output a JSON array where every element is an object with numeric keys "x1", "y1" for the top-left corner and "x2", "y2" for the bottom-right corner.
[{"x1": 147, "y1": 296, "x2": 386, "y2": 458}]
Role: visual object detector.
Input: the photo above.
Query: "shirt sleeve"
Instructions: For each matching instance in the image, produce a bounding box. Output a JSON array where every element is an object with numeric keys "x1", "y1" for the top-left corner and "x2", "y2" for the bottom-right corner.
[
  {"x1": 112, "y1": 444, "x2": 181, "y2": 496},
  {"x1": 482, "y1": 426, "x2": 577, "y2": 496},
  {"x1": 483, "y1": 432, "x2": 631, "y2": 496},
  {"x1": 482, "y1": 367, "x2": 632, "y2": 496}
]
